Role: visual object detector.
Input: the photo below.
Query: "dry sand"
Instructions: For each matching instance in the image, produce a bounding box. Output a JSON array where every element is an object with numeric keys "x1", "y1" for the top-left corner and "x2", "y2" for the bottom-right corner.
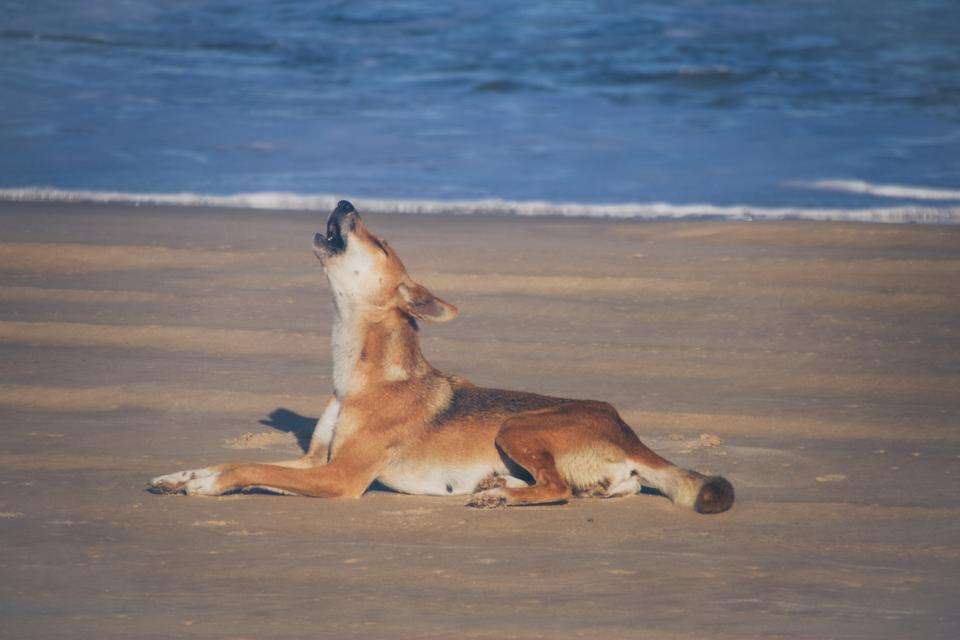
[{"x1": 1, "y1": 201, "x2": 958, "y2": 639}]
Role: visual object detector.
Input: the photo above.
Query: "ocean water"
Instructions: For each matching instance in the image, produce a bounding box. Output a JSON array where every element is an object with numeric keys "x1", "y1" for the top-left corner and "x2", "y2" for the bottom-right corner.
[{"x1": 2, "y1": 1, "x2": 959, "y2": 221}]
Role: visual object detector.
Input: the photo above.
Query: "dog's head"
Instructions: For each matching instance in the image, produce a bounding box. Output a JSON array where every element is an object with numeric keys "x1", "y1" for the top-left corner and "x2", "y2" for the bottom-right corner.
[{"x1": 313, "y1": 200, "x2": 458, "y2": 323}]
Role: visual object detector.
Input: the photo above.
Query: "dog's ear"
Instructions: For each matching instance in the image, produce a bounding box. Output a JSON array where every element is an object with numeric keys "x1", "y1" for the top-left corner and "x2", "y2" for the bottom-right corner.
[{"x1": 397, "y1": 282, "x2": 459, "y2": 323}]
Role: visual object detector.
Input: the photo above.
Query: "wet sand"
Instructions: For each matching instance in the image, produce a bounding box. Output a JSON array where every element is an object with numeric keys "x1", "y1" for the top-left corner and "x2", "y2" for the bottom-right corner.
[{"x1": 1, "y1": 201, "x2": 958, "y2": 639}]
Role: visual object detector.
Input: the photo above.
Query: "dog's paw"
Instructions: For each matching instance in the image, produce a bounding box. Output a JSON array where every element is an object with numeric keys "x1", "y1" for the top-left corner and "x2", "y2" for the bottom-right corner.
[
  {"x1": 147, "y1": 479, "x2": 182, "y2": 495},
  {"x1": 183, "y1": 473, "x2": 222, "y2": 496},
  {"x1": 148, "y1": 467, "x2": 219, "y2": 495},
  {"x1": 467, "y1": 489, "x2": 508, "y2": 509},
  {"x1": 473, "y1": 474, "x2": 507, "y2": 492}
]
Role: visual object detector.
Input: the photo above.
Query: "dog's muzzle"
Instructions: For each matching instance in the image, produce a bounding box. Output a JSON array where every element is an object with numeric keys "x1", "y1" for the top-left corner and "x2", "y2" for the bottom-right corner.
[{"x1": 313, "y1": 200, "x2": 355, "y2": 258}]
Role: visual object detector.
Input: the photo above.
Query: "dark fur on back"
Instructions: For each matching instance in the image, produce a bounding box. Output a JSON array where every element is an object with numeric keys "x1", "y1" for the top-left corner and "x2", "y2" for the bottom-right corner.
[{"x1": 434, "y1": 386, "x2": 568, "y2": 426}]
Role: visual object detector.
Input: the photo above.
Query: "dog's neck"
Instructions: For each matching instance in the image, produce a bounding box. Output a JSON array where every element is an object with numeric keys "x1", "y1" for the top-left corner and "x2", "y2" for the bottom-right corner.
[{"x1": 330, "y1": 299, "x2": 432, "y2": 398}]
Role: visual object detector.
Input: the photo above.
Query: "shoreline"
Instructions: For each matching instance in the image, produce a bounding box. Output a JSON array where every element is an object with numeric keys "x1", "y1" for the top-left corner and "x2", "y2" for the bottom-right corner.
[{"x1": 2, "y1": 187, "x2": 960, "y2": 224}]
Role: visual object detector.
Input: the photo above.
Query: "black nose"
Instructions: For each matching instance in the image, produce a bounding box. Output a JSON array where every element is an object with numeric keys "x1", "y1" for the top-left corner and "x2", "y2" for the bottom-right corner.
[
  {"x1": 328, "y1": 200, "x2": 357, "y2": 229},
  {"x1": 326, "y1": 200, "x2": 358, "y2": 240}
]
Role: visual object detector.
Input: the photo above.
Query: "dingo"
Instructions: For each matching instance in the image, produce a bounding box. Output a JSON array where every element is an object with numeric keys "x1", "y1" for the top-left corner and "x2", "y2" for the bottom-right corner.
[{"x1": 150, "y1": 201, "x2": 734, "y2": 513}]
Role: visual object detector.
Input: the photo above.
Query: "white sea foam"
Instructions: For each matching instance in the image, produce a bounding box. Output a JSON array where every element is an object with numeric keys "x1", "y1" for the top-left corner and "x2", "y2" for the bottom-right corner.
[
  {"x1": 1, "y1": 187, "x2": 958, "y2": 224},
  {"x1": 790, "y1": 179, "x2": 960, "y2": 202}
]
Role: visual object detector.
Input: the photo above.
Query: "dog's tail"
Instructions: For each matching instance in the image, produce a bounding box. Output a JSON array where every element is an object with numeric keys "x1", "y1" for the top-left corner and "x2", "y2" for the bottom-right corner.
[{"x1": 627, "y1": 442, "x2": 735, "y2": 514}]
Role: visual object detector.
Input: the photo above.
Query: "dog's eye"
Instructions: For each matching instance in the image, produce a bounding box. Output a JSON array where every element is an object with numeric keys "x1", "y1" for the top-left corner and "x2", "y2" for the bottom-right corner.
[{"x1": 371, "y1": 237, "x2": 389, "y2": 256}]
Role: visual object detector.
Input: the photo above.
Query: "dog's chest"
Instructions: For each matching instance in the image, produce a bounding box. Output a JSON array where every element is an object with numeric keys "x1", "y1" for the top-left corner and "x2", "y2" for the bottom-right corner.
[{"x1": 330, "y1": 315, "x2": 360, "y2": 397}]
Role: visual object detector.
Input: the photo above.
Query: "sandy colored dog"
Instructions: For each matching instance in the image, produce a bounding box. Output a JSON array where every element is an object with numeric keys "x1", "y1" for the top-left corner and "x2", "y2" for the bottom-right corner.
[{"x1": 150, "y1": 201, "x2": 734, "y2": 513}]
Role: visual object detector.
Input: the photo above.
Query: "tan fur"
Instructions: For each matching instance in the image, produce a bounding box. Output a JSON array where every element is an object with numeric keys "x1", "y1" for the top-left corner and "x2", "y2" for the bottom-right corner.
[{"x1": 150, "y1": 202, "x2": 734, "y2": 514}]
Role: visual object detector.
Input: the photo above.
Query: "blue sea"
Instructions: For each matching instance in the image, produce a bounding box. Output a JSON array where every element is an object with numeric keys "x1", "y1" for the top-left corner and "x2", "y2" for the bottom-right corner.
[{"x1": 2, "y1": 1, "x2": 959, "y2": 221}]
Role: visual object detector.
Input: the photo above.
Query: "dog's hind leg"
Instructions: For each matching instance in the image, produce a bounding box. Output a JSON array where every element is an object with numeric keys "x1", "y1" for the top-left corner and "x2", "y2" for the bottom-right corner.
[
  {"x1": 469, "y1": 401, "x2": 635, "y2": 508},
  {"x1": 467, "y1": 400, "x2": 734, "y2": 514},
  {"x1": 468, "y1": 403, "x2": 615, "y2": 508},
  {"x1": 468, "y1": 433, "x2": 570, "y2": 508}
]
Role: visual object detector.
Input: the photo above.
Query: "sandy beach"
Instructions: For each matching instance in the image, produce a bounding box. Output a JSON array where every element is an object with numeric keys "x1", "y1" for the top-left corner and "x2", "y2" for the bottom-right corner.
[{"x1": 1, "y1": 201, "x2": 958, "y2": 639}]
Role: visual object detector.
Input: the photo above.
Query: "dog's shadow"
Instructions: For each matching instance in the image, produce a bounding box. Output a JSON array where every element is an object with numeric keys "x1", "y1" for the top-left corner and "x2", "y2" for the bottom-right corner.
[{"x1": 259, "y1": 407, "x2": 317, "y2": 454}]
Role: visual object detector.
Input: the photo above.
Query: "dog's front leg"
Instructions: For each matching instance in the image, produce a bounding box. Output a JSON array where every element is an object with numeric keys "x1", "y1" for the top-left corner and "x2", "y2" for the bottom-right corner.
[
  {"x1": 191, "y1": 462, "x2": 352, "y2": 497},
  {"x1": 153, "y1": 432, "x2": 390, "y2": 498},
  {"x1": 149, "y1": 455, "x2": 320, "y2": 494}
]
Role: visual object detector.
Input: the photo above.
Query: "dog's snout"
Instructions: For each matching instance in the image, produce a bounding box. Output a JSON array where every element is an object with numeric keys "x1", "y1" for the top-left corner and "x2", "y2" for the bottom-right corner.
[
  {"x1": 328, "y1": 200, "x2": 359, "y2": 230},
  {"x1": 315, "y1": 200, "x2": 358, "y2": 258},
  {"x1": 326, "y1": 200, "x2": 360, "y2": 238}
]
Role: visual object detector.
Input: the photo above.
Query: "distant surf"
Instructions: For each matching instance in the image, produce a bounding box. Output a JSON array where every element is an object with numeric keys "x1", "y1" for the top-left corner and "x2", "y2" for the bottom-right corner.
[
  {"x1": 2, "y1": 187, "x2": 958, "y2": 224},
  {"x1": 790, "y1": 180, "x2": 960, "y2": 202}
]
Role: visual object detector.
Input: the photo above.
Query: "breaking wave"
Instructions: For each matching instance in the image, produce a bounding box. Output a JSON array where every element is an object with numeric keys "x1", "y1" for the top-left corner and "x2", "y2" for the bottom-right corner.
[
  {"x1": 1, "y1": 187, "x2": 958, "y2": 224},
  {"x1": 790, "y1": 179, "x2": 960, "y2": 202}
]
